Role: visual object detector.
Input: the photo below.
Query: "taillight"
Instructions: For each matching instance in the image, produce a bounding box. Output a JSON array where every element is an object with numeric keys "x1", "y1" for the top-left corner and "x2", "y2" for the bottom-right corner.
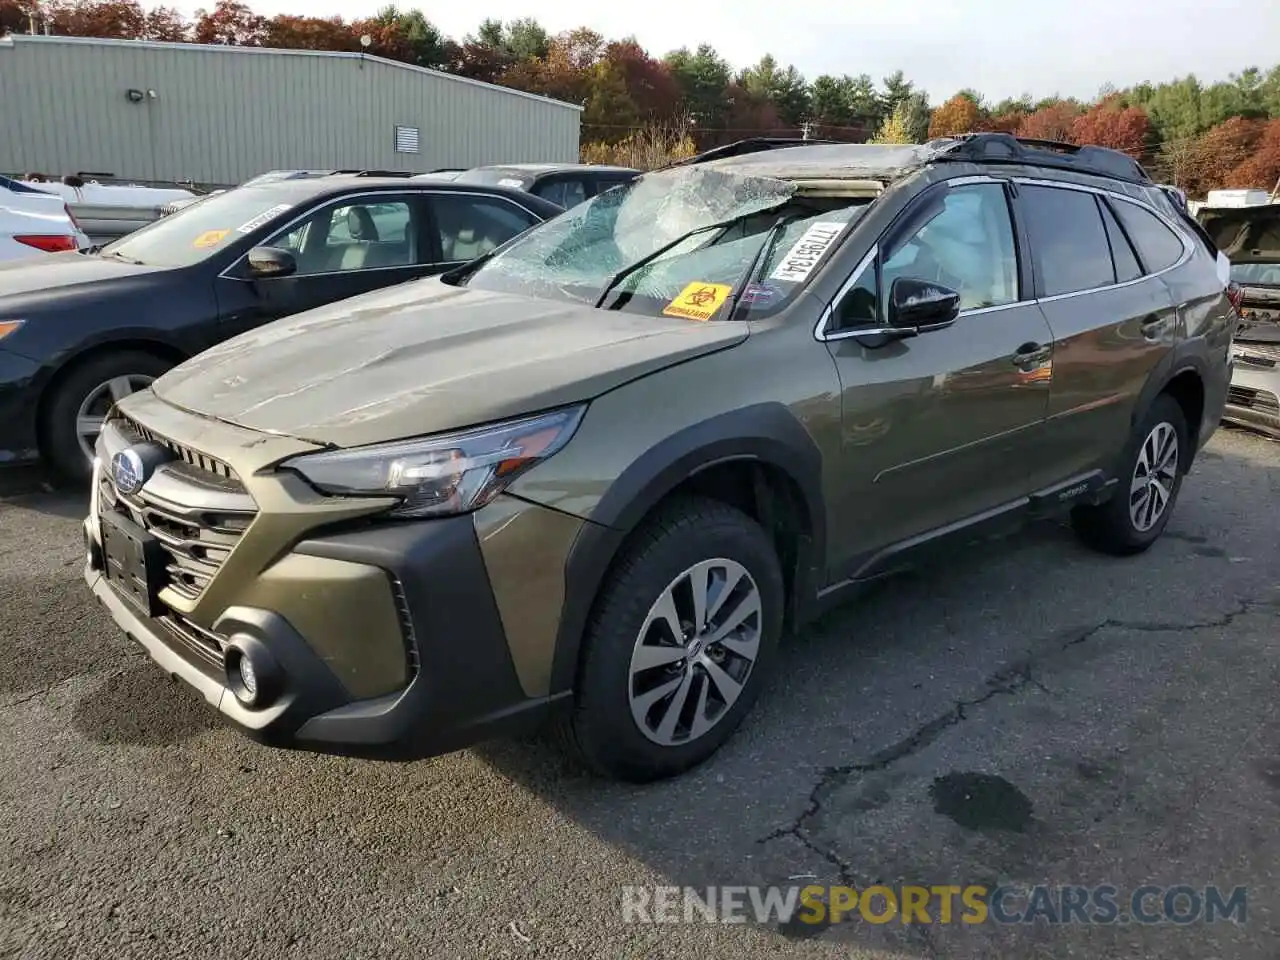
[
  {"x1": 1226, "y1": 283, "x2": 1244, "y2": 317},
  {"x1": 14, "y1": 234, "x2": 78, "y2": 253}
]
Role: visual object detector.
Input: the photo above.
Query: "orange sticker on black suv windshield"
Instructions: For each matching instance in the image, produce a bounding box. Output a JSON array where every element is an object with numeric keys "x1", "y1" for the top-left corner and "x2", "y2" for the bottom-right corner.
[
  {"x1": 193, "y1": 229, "x2": 229, "y2": 249},
  {"x1": 663, "y1": 282, "x2": 732, "y2": 322}
]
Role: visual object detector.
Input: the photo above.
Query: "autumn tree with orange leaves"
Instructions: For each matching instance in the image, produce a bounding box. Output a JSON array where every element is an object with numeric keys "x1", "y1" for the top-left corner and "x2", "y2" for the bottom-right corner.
[{"x1": 928, "y1": 93, "x2": 983, "y2": 137}]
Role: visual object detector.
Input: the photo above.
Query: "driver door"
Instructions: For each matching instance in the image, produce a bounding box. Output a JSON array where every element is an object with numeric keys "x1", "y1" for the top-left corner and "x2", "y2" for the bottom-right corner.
[
  {"x1": 821, "y1": 179, "x2": 1055, "y2": 577},
  {"x1": 215, "y1": 194, "x2": 434, "y2": 338}
]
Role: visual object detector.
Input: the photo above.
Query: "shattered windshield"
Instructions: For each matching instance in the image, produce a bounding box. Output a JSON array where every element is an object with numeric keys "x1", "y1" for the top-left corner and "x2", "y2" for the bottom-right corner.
[{"x1": 457, "y1": 166, "x2": 871, "y2": 319}]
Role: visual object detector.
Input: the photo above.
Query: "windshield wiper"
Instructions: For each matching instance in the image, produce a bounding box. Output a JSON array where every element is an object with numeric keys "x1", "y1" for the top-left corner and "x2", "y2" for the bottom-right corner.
[
  {"x1": 105, "y1": 249, "x2": 145, "y2": 265},
  {"x1": 593, "y1": 206, "x2": 787, "y2": 310}
]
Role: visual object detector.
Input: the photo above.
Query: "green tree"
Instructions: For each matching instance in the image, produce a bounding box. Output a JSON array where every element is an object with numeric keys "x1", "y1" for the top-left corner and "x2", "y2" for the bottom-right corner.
[
  {"x1": 881, "y1": 69, "x2": 913, "y2": 115},
  {"x1": 664, "y1": 44, "x2": 731, "y2": 129},
  {"x1": 739, "y1": 54, "x2": 809, "y2": 126},
  {"x1": 870, "y1": 91, "x2": 929, "y2": 144}
]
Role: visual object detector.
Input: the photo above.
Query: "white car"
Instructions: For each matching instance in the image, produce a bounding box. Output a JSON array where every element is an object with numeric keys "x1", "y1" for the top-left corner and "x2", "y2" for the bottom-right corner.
[{"x1": 0, "y1": 176, "x2": 90, "y2": 262}]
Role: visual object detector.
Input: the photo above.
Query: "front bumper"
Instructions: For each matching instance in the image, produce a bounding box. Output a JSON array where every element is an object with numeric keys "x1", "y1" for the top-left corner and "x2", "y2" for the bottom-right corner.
[
  {"x1": 85, "y1": 511, "x2": 567, "y2": 758},
  {"x1": 0, "y1": 347, "x2": 42, "y2": 466},
  {"x1": 84, "y1": 396, "x2": 583, "y2": 759},
  {"x1": 1224, "y1": 343, "x2": 1280, "y2": 437}
]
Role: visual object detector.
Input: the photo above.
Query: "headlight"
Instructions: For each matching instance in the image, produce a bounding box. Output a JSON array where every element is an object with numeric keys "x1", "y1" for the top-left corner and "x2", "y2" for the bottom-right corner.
[{"x1": 281, "y1": 406, "x2": 585, "y2": 519}]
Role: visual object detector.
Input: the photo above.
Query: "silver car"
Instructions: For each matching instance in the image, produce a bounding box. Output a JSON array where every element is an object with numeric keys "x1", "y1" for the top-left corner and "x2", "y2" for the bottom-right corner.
[{"x1": 1198, "y1": 203, "x2": 1280, "y2": 437}]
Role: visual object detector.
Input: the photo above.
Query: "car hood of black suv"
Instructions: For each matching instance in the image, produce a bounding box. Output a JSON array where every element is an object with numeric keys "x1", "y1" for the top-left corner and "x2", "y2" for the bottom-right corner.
[
  {"x1": 0, "y1": 250, "x2": 163, "y2": 302},
  {"x1": 152, "y1": 277, "x2": 749, "y2": 448}
]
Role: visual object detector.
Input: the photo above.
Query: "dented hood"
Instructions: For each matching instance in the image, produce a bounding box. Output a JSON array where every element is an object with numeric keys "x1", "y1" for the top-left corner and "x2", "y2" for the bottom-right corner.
[{"x1": 152, "y1": 278, "x2": 748, "y2": 447}]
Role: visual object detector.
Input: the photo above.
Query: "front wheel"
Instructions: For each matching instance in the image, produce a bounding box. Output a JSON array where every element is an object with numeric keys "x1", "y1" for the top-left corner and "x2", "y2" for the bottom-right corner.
[
  {"x1": 1072, "y1": 393, "x2": 1188, "y2": 556},
  {"x1": 42, "y1": 351, "x2": 173, "y2": 483},
  {"x1": 561, "y1": 498, "x2": 785, "y2": 782}
]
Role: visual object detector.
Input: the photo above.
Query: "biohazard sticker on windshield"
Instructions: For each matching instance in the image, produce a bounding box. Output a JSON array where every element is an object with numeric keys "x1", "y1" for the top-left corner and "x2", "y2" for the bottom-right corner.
[
  {"x1": 192, "y1": 229, "x2": 230, "y2": 249},
  {"x1": 770, "y1": 221, "x2": 847, "y2": 283},
  {"x1": 235, "y1": 204, "x2": 293, "y2": 234},
  {"x1": 663, "y1": 282, "x2": 732, "y2": 322}
]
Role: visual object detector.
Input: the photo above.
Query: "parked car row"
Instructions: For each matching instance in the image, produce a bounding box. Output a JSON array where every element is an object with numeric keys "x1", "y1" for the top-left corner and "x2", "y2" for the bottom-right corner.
[
  {"x1": 73, "y1": 134, "x2": 1241, "y2": 782},
  {"x1": 0, "y1": 175, "x2": 563, "y2": 477}
]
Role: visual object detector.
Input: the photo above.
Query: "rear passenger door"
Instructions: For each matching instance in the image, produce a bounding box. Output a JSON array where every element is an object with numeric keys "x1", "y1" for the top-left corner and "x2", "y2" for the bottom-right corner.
[
  {"x1": 1015, "y1": 182, "x2": 1186, "y2": 490},
  {"x1": 428, "y1": 192, "x2": 544, "y2": 268}
]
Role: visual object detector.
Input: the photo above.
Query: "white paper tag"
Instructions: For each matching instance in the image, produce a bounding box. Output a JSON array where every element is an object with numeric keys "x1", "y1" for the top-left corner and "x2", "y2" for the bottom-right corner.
[
  {"x1": 236, "y1": 204, "x2": 294, "y2": 234},
  {"x1": 770, "y1": 221, "x2": 847, "y2": 282}
]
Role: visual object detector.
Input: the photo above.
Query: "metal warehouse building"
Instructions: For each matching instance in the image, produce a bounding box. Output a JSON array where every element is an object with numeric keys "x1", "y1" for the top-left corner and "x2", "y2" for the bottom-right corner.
[{"x1": 0, "y1": 35, "x2": 582, "y2": 186}]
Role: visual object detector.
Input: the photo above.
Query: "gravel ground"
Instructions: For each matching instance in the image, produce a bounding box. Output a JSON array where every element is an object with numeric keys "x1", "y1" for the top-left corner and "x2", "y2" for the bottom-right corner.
[{"x1": 1, "y1": 427, "x2": 1278, "y2": 959}]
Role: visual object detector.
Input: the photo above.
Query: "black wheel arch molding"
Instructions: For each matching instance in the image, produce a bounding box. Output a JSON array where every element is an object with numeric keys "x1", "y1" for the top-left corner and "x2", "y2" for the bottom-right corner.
[{"x1": 548, "y1": 402, "x2": 828, "y2": 694}]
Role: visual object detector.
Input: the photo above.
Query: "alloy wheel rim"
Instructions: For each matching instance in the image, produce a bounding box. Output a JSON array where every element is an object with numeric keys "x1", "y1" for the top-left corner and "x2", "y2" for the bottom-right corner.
[
  {"x1": 75, "y1": 375, "x2": 154, "y2": 462},
  {"x1": 1129, "y1": 421, "x2": 1179, "y2": 533},
  {"x1": 628, "y1": 558, "x2": 763, "y2": 747}
]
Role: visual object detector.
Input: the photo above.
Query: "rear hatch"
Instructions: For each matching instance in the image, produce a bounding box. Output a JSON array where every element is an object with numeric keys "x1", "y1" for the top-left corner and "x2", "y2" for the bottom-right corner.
[{"x1": 1197, "y1": 204, "x2": 1280, "y2": 334}]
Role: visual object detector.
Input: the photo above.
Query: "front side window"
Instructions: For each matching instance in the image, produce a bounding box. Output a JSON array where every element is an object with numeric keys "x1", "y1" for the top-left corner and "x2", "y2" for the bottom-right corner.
[
  {"x1": 830, "y1": 182, "x2": 1017, "y2": 333},
  {"x1": 262, "y1": 197, "x2": 418, "y2": 276},
  {"x1": 431, "y1": 194, "x2": 540, "y2": 262},
  {"x1": 1021, "y1": 185, "x2": 1116, "y2": 296},
  {"x1": 458, "y1": 166, "x2": 873, "y2": 320},
  {"x1": 1111, "y1": 199, "x2": 1185, "y2": 274}
]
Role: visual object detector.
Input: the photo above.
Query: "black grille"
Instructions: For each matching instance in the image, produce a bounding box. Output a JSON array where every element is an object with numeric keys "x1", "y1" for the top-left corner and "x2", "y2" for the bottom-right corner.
[
  {"x1": 1228, "y1": 385, "x2": 1280, "y2": 416},
  {"x1": 158, "y1": 613, "x2": 226, "y2": 668},
  {"x1": 118, "y1": 415, "x2": 241, "y2": 482},
  {"x1": 98, "y1": 421, "x2": 257, "y2": 604},
  {"x1": 1235, "y1": 341, "x2": 1280, "y2": 367}
]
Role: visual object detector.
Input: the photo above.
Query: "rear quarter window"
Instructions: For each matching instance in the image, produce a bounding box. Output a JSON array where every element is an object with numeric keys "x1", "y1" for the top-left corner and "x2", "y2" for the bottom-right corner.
[{"x1": 1111, "y1": 200, "x2": 1186, "y2": 273}]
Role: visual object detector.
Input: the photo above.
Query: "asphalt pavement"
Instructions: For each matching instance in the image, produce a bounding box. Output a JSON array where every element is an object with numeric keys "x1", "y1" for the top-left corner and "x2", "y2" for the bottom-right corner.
[{"x1": 2, "y1": 427, "x2": 1278, "y2": 959}]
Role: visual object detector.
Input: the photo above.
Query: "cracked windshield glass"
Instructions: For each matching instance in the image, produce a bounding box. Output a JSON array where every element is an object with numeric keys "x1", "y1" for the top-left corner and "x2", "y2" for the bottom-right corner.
[{"x1": 457, "y1": 165, "x2": 873, "y2": 318}]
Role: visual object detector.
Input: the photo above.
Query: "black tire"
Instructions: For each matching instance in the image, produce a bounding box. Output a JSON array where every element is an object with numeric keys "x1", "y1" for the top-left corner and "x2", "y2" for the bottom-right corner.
[
  {"x1": 1072, "y1": 393, "x2": 1188, "y2": 556},
  {"x1": 560, "y1": 497, "x2": 785, "y2": 782},
  {"x1": 41, "y1": 350, "x2": 174, "y2": 484}
]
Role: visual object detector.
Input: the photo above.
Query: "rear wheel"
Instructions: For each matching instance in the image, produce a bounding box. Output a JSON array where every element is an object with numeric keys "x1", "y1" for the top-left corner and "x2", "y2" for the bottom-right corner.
[
  {"x1": 1072, "y1": 393, "x2": 1188, "y2": 556},
  {"x1": 42, "y1": 351, "x2": 173, "y2": 483},
  {"x1": 561, "y1": 498, "x2": 784, "y2": 782}
]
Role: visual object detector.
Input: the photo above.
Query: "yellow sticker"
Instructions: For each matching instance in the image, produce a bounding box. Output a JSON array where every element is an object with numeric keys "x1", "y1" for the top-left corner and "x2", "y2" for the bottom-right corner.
[
  {"x1": 193, "y1": 229, "x2": 230, "y2": 249},
  {"x1": 662, "y1": 282, "x2": 733, "y2": 322}
]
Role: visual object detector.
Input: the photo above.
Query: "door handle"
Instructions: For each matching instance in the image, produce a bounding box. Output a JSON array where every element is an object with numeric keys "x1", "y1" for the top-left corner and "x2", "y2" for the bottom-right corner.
[
  {"x1": 1139, "y1": 314, "x2": 1167, "y2": 338},
  {"x1": 1012, "y1": 342, "x2": 1051, "y2": 367}
]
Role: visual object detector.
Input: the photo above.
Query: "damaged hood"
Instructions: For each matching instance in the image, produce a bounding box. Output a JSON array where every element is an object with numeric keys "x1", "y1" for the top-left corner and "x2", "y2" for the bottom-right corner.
[
  {"x1": 1196, "y1": 205, "x2": 1280, "y2": 264},
  {"x1": 152, "y1": 278, "x2": 748, "y2": 447}
]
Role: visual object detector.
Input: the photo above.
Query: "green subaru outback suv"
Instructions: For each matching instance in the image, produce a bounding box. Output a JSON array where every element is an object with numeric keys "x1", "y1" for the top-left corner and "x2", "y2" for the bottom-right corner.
[{"x1": 84, "y1": 135, "x2": 1236, "y2": 782}]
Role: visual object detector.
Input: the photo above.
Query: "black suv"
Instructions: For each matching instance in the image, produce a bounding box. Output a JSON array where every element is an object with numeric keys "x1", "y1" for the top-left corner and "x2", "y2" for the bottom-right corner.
[
  {"x1": 446, "y1": 163, "x2": 640, "y2": 209},
  {"x1": 0, "y1": 176, "x2": 561, "y2": 479}
]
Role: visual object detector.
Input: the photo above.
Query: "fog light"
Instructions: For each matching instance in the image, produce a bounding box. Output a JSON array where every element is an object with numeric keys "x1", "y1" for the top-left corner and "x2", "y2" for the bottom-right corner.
[
  {"x1": 224, "y1": 637, "x2": 280, "y2": 708},
  {"x1": 238, "y1": 655, "x2": 258, "y2": 699}
]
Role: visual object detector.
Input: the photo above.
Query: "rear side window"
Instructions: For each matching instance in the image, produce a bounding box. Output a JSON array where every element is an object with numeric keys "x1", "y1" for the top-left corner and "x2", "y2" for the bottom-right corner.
[
  {"x1": 1020, "y1": 186, "x2": 1115, "y2": 296},
  {"x1": 1099, "y1": 201, "x2": 1142, "y2": 283},
  {"x1": 1110, "y1": 200, "x2": 1185, "y2": 273}
]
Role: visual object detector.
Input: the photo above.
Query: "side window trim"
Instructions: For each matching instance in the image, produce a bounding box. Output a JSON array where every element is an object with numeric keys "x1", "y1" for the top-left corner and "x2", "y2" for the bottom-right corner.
[
  {"x1": 429, "y1": 191, "x2": 542, "y2": 265},
  {"x1": 816, "y1": 177, "x2": 1026, "y2": 342},
  {"x1": 1009, "y1": 177, "x2": 1194, "y2": 304},
  {"x1": 1097, "y1": 195, "x2": 1143, "y2": 282}
]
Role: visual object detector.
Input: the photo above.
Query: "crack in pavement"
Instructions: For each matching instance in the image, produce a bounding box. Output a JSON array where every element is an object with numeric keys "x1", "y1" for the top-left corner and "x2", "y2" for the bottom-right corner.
[
  {"x1": 758, "y1": 595, "x2": 1279, "y2": 886},
  {"x1": 1, "y1": 659, "x2": 145, "y2": 710}
]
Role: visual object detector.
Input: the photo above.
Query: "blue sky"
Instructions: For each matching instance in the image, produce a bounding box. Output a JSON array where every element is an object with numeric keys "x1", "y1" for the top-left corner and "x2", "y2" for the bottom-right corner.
[{"x1": 211, "y1": 0, "x2": 1279, "y2": 103}]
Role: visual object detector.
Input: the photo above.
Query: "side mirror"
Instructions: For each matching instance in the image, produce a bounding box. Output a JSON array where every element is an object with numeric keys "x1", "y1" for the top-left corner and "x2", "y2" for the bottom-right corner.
[
  {"x1": 887, "y1": 277, "x2": 961, "y2": 333},
  {"x1": 247, "y1": 246, "x2": 296, "y2": 279}
]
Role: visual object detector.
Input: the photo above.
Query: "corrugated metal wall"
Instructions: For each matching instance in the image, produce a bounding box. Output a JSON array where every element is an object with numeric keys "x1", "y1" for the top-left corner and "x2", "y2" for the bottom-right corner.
[{"x1": 0, "y1": 36, "x2": 582, "y2": 185}]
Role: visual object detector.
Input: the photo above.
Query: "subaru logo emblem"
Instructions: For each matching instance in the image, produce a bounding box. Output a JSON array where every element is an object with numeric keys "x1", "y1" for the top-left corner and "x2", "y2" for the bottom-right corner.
[{"x1": 111, "y1": 448, "x2": 147, "y2": 496}]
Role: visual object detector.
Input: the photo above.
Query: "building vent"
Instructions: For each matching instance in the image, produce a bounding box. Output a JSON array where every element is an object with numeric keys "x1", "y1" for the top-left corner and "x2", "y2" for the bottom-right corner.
[{"x1": 394, "y1": 125, "x2": 420, "y2": 154}]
